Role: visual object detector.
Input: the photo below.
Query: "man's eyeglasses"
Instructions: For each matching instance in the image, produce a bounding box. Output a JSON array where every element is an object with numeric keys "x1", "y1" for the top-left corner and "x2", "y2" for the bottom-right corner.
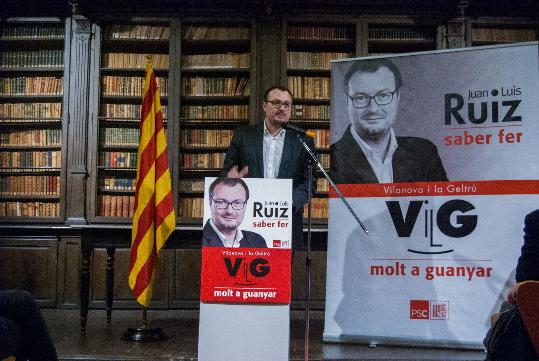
[
  {"x1": 211, "y1": 198, "x2": 246, "y2": 210},
  {"x1": 346, "y1": 90, "x2": 398, "y2": 108},
  {"x1": 265, "y1": 100, "x2": 292, "y2": 110}
]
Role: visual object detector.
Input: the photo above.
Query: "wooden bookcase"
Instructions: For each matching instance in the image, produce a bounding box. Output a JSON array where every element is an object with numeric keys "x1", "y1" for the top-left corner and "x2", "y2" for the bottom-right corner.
[
  {"x1": 89, "y1": 21, "x2": 170, "y2": 222},
  {"x1": 359, "y1": 16, "x2": 440, "y2": 56},
  {"x1": 0, "y1": 19, "x2": 66, "y2": 222},
  {"x1": 285, "y1": 19, "x2": 357, "y2": 223},
  {"x1": 178, "y1": 20, "x2": 255, "y2": 224},
  {"x1": 469, "y1": 18, "x2": 539, "y2": 46}
]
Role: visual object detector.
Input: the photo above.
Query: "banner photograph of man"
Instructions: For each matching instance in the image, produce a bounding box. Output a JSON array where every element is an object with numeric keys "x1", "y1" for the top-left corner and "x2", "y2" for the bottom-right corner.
[
  {"x1": 202, "y1": 177, "x2": 267, "y2": 248},
  {"x1": 331, "y1": 58, "x2": 448, "y2": 184}
]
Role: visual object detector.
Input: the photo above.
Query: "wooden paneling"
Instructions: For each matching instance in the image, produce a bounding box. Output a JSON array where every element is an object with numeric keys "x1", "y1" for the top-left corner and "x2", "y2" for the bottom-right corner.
[
  {"x1": 0, "y1": 237, "x2": 58, "y2": 307},
  {"x1": 90, "y1": 247, "x2": 170, "y2": 309}
]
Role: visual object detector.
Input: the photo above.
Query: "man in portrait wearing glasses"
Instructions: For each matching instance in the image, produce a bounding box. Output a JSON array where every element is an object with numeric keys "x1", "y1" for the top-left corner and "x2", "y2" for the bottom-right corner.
[
  {"x1": 331, "y1": 58, "x2": 448, "y2": 184},
  {"x1": 203, "y1": 177, "x2": 267, "y2": 248},
  {"x1": 221, "y1": 85, "x2": 316, "y2": 249}
]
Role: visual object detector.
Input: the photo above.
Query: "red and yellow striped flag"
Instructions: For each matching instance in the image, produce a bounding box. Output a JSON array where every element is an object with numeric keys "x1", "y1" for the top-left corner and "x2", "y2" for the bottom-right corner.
[{"x1": 129, "y1": 58, "x2": 175, "y2": 307}]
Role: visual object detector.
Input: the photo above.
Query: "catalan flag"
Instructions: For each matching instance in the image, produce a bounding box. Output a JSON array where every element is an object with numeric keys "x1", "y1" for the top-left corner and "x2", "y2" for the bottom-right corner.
[{"x1": 128, "y1": 58, "x2": 175, "y2": 307}]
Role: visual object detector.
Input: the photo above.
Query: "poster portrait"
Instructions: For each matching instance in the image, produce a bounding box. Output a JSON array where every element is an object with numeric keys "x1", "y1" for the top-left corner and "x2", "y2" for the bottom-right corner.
[
  {"x1": 200, "y1": 177, "x2": 293, "y2": 304},
  {"x1": 324, "y1": 42, "x2": 539, "y2": 347}
]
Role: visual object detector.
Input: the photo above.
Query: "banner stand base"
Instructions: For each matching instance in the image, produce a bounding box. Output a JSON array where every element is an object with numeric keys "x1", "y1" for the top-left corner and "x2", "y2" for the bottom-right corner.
[
  {"x1": 122, "y1": 326, "x2": 166, "y2": 342},
  {"x1": 198, "y1": 303, "x2": 290, "y2": 361}
]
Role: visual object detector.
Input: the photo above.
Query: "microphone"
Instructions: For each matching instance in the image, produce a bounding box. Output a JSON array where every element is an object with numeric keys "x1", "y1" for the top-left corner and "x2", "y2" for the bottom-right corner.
[{"x1": 282, "y1": 123, "x2": 316, "y2": 138}]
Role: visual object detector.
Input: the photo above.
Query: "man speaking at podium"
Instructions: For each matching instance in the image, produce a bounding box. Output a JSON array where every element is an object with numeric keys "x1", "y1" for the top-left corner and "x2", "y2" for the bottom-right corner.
[{"x1": 221, "y1": 85, "x2": 316, "y2": 249}]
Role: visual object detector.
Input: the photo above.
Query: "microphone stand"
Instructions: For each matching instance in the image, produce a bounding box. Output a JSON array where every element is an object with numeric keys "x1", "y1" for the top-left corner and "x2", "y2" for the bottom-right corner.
[{"x1": 294, "y1": 133, "x2": 368, "y2": 361}]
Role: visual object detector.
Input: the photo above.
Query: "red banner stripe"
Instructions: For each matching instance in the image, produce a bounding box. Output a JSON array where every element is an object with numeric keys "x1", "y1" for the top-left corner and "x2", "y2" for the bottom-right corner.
[
  {"x1": 155, "y1": 191, "x2": 174, "y2": 227},
  {"x1": 134, "y1": 136, "x2": 156, "y2": 193},
  {"x1": 129, "y1": 194, "x2": 155, "y2": 268},
  {"x1": 132, "y1": 243, "x2": 157, "y2": 297},
  {"x1": 140, "y1": 73, "x2": 157, "y2": 124},
  {"x1": 329, "y1": 180, "x2": 539, "y2": 198},
  {"x1": 155, "y1": 110, "x2": 164, "y2": 132},
  {"x1": 154, "y1": 149, "x2": 169, "y2": 179}
]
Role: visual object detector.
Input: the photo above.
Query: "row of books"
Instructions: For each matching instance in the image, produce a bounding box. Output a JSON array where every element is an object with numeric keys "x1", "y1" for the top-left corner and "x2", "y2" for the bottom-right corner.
[
  {"x1": 0, "y1": 76, "x2": 63, "y2": 95},
  {"x1": 181, "y1": 53, "x2": 250, "y2": 69},
  {"x1": 182, "y1": 77, "x2": 250, "y2": 96},
  {"x1": 0, "y1": 150, "x2": 61, "y2": 168},
  {"x1": 293, "y1": 104, "x2": 330, "y2": 119},
  {"x1": 100, "y1": 177, "x2": 136, "y2": 191},
  {"x1": 318, "y1": 153, "x2": 330, "y2": 168},
  {"x1": 181, "y1": 153, "x2": 225, "y2": 169},
  {"x1": 311, "y1": 129, "x2": 330, "y2": 149},
  {"x1": 102, "y1": 53, "x2": 169, "y2": 69},
  {"x1": 303, "y1": 197, "x2": 328, "y2": 219},
  {"x1": 0, "y1": 175, "x2": 60, "y2": 195},
  {"x1": 0, "y1": 129, "x2": 61, "y2": 146},
  {"x1": 288, "y1": 76, "x2": 330, "y2": 100},
  {"x1": 178, "y1": 179, "x2": 205, "y2": 193},
  {"x1": 98, "y1": 194, "x2": 135, "y2": 217},
  {"x1": 287, "y1": 51, "x2": 353, "y2": 70},
  {"x1": 100, "y1": 151, "x2": 137, "y2": 168},
  {"x1": 317, "y1": 178, "x2": 328, "y2": 193},
  {"x1": 183, "y1": 26, "x2": 250, "y2": 41},
  {"x1": 1, "y1": 25, "x2": 64, "y2": 39},
  {"x1": 99, "y1": 128, "x2": 140, "y2": 146},
  {"x1": 0, "y1": 50, "x2": 64, "y2": 68},
  {"x1": 0, "y1": 102, "x2": 62, "y2": 118},
  {"x1": 181, "y1": 105, "x2": 248, "y2": 119},
  {"x1": 0, "y1": 201, "x2": 60, "y2": 217},
  {"x1": 104, "y1": 25, "x2": 169, "y2": 40},
  {"x1": 101, "y1": 75, "x2": 168, "y2": 96},
  {"x1": 472, "y1": 27, "x2": 537, "y2": 42},
  {"x1": 178, "y1": 197, "x2": 203, "y2": 219},
  {"x1": 288, "y1": 25, "x2": 353, "y2": 41},
  {"x1": 101, "y1": 103, "x2": 168, "y2": 119},
  {"x1": 180, "y1": 129, "x2": 233, "y2": 147},
  {"x1": 368, "y1": 26, "x2": 434, "y2": 41}
]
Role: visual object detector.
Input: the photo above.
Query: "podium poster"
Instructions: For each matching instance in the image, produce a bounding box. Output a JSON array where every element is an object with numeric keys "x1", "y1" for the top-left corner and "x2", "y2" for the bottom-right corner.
[
  {"x1": 324, "y1": 43, "x2": 539, "y2": 347},
  {"x1": 200, "y1": 177, "x2": 293, "y2": 304}
]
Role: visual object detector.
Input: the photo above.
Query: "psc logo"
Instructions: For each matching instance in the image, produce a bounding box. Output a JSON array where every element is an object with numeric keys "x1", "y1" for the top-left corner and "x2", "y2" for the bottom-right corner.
[{"x1": 410, "y1": 300, "x2": 449, "y2": 320}]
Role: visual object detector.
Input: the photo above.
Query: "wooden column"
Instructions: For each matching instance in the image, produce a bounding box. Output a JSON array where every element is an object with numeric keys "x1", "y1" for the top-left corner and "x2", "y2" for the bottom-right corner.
[{"x1": 65, "y1": 14, "x2": 92, "y2": 224}]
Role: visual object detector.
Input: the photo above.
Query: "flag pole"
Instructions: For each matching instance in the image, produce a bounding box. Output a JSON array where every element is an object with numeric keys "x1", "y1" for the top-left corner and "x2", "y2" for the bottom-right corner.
[{"x1": 123, "y1": 55, "x2": 175, "y2": 342}]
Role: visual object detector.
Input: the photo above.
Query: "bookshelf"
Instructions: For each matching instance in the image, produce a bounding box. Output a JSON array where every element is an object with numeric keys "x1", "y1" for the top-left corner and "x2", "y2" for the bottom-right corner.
[
  {"x1": 362, "y1": 18, "x2": 438, "y2": 56},
  {"x1": 285, "y1": 20, "x2": 356, "y2": 223},
  {"x1": 470, "y1": 20, "x2": 538, "y2": 46},
  {"x1": 92, "y1": 22, "x2": 170, "y2": 221},
  {"x1": 179, "y1": 21, "x2": 254, "y2": 223},
  {"x1": 0, "y1": 20, "x2": 66, "y2": 221}
]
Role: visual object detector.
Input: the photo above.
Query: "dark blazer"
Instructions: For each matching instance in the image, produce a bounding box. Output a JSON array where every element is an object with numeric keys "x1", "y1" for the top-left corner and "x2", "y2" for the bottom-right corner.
[
  {"x1": 202, "y1": 219, "x2": 267, "y2": 248},
  {"x1": 516, "y1": 209, "x2": 539, "y2": 282},
  {"x1": 331, "y1": 125, "x2": 448, "y2": 184},
  {"x1": 221, "y1": 124, "x2": 317, "y2": 247}
]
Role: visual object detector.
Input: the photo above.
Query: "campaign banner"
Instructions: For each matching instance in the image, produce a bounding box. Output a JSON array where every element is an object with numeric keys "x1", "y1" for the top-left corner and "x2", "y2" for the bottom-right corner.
[
  {"x1": 324, "y1": 43, "x2": 539, "y2": 347},
  {"x1": 200, "y1": 177, "x2": 292, "y2": 304}
]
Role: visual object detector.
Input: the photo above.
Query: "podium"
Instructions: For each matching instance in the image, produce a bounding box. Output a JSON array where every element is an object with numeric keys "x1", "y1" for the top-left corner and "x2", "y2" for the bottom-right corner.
[
  {"x1": 198, "y1": 303, "x2": 290, "y2": 361},
  {"x1": 197, "y1": 177, "x2": 293, "y2": 361}
]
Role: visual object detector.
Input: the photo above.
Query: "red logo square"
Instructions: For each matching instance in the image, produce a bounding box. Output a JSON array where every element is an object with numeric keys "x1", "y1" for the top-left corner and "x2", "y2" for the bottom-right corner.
[
  {"x1": 410, "y1": 300, "x2": 430, "y2": 319},
  {"x1": 273, "y1": 240, "x2": 281, "y2": 247}
]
